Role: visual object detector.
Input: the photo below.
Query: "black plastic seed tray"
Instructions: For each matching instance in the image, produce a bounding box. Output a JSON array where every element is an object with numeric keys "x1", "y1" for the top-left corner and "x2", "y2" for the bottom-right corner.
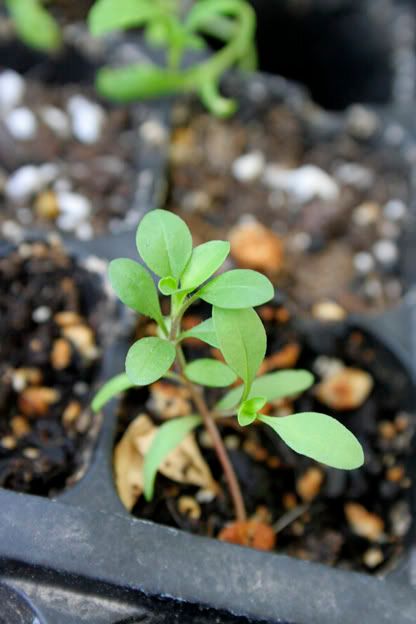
[{"x1": 1, "y1": 54, "x2": 416, "y2": 622}]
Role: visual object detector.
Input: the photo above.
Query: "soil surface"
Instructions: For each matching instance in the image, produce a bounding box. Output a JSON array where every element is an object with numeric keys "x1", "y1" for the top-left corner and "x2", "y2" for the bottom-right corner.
[
  {"x1": 0, "y1": 67, "x2": 162, "y2": 241},
  {"x1": 0, "y1": 240, "x2": 108, "y2": 495},
  {"x1": 116, "y1": 304, "x2": 415, "y2": 574},
  {"x1": 166, "y1": 97, "x2": 411, "y2": 315}
]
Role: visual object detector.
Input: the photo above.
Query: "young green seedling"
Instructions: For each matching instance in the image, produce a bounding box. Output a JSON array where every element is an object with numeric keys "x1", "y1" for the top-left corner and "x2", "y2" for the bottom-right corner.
[
  {"x1": 93, "y1": 209, "x2": 364, "y2": 522},
  {"x1": 7, "y1": 0, "x2": 256, "y2": 117},
  {"x1": 87, "y1": 0, "x2": 257, "y2": 116}
]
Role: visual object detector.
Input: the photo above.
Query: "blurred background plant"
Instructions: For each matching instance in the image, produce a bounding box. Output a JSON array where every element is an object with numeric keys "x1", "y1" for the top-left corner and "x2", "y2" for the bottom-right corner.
[{"x1": 4, "y1": 0, "x2": 259, "y2": 116}]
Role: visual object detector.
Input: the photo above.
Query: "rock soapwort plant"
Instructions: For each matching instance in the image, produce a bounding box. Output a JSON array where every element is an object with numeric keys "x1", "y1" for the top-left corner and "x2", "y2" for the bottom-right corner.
[
  {"x1": 6, "y1": 0, "x2": 257, "y2": 116},
  {"x1": 87, "y1": 0, "x2": 257, "y2": 117},
  {"x1": 93, "y1": 209, "x2": 364, "y2": 529}
]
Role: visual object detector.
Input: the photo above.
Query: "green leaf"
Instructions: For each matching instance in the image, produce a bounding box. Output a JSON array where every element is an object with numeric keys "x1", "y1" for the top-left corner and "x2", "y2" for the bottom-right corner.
[
  {"x1": 145, "y1": 19, "x2": 170, "y2": 48},
  {"x1": 125, "y1": 337, "x2": 176, "y2": 385},
  {"x1": 96, "y1": 63, "x2": 186, "y2": 102},
  {"x1": 259, "y1": 412, "x2": 364, "y2": 470},
  {"x1": 158, "y1": 276, "x2": 179, "y2": 296},
  {"x1": 184, "y1": 358, "x2": 237, "y2": 388},
  {"x1": 237, "y1": 396, "x2": 266, "y2": 426},
  {"x1": 217, "y1": 370, "x2": 315, "y2": 411},
  {"x1": 109, "y1": 258, "x2": 163, "y2": 326},
  {"x1": 88, "y1": 0, "x2": 159, "y2": 36},
  {"x1": 136, "y1": 210, "x2": 193, "y2": 279},
  {"x1": 180, "y1": 317, "x2": 220, "y2": 348},
  {"x1": 92, "y1": 373, "x2": 134, "y2": 412},
  {"x1": 199, "y1": 270, "x2": 274, "y2": 308},
  {"x1": 6, "y1": 0, "x2": 61, "y2": 51},
  {"x1": 181, "y1": 241, "x2": 230, "y2": 291},
  {"x1": 144, "y1": 415, "x2": 201, "y2": 500},
  {"x1": 213, "y1": 307, "x2": 266, "y2": 396}
]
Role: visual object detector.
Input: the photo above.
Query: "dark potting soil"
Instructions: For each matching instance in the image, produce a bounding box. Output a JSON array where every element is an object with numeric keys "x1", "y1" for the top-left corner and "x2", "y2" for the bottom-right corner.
[
  {"x1": 116, "y1": 305, "x2": 415, "y2": 574},
  {"x1": 0, "y1": 240, "x2": 107, "y2": 496},
  {"x1": 0, "y1": 68, "x2": 155, "y2": 241},
  {"x1": 166, "y1": 98, "x2": 411, "y2": 315}
]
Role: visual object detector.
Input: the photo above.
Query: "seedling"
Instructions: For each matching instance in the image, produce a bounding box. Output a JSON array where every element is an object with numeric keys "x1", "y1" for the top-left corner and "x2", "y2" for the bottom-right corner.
[
  {"x1": 93, "y1": 210, "x2": 364, "y2": 523},
  {"x1": 87, "y1": 0, "x2": 257, "y2": 116},
  {"x1": 6, "y1": 0, "x2": 257, "y2": 116}
]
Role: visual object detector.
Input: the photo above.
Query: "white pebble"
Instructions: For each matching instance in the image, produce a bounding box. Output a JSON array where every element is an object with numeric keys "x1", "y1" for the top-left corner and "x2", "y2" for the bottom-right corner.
[
  {"x1": 182, "y1": 190, "x2": 211, "y2": 214},
  {"x1": 75, "y1": 222, "x2": 94, "y2": 240},
  {"x1": 383, "y1": 199, "x2": 407, "y2": 222},
  {"x1": 313, "y1": 356, "x2": 345, "y2": 379},
  {"x1": 373, "y1": 239, "x2": 399, "y2": 266},
  {"x1": 365, "y1": 279, "x2": 383, "y2": 300},
  {"x1": 56, "y1": 214, "x2": 77, "y2": 231},
  {"x1": 125, "y1": 210, "x2": 140, "y2": 226},
  {"x1": 232, "y1": 151, "x2": 265, "y2": 182},
  {"x1": 74, "y1": 381, "x2": 89, "y2": 396},
  {"x1": 16, "y1": 207, "x2": 33, "y2": 225},
  {"x1": 290, "y1": 231, "x2": 312, "y2": 252},
  {"x1": 352, "y1": 202, "x2": 380, "y2": 227},
  {"x1": 347, "y1": 105, "x2": 379, "y2": 139},
  {"x1": 53, "y1": 178, "x2": 72, "y2": 193},
  {"x1": 384, "y1": 123, "x2": 405, "y2": 146},
  {"x1": 196, "y1": 489, "x2": 216, "y2": 504},
  {"x1": 32, "y1": 306, "x2": 51, "y2": 323},
  {"x1": 1, "y1": 220, "x2": 23, "y2": 242},
  {"x1": 83, "y1": 256, "x2": 107, "y2": 275},
  {"x1": 0, "y1": 70, "x2": 25, "y2": 113},
  {"x1": 67, "y1": 95, "x2": 105, "y2": 144},
  {"x1": 334, "y1": 163, "x2": 374, "y2": 190},
  {"x1": 4, "y1": 107, "x2": 37, "y2": 140},
  {"x1": 40, "y1": 106, "x2": 70, "y2": 138},
  {"x1": 139, "y1": 119, "x2": 167, "y2": 145},
  {"x1": 354, "y1": 252, "x2": 375, "y2": 274},
  {"x1": 5, "y1": 165, "x2": 43, "y2": 201},
  {"x1": 38, "y1": 163, "x2": 60, "y2": 186},
  {"x1": 263, "y1": 164, "x2": 339, "y2": 202},
  {"x1": 57, "y1": 192, "x2": 92, "y2": 220}
]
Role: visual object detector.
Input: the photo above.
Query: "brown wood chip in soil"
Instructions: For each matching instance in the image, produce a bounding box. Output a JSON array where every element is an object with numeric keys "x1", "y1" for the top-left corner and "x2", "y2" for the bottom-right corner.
[
  {"x1": 116, "y1": 304, "x2": 415, "y2": 574},
  {"x1": 167, "y1": 99, "x2": 410, "y2": 314},
  {"x1": 0, "y1": 240, "x2": 104, "y2": 496}
]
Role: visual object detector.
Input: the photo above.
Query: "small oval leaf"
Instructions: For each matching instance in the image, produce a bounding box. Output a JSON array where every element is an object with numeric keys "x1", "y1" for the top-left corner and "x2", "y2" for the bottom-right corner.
[
  {"x1": 109, "y1": 258, "x2": 163, "y2": 324},
  {"x1": 180, "y1": 317, "x2": 220, "y2": 349},
  {"x1": 259, "y1": 412, "x2": 364, "y2": 470},
  {"x1": 158, "y1": 276, "x2": 179, "y2": 296},
  {"x1": 199, "y1": 270, "x2": 274, "y2": 308},
  {"x1": 88, "y1": 0, "x2": 158, "y2": 36},
  {"x1": 92, "y1": 373, "x2": 134, "y2": 412},
  {"x1": 6, "y1": 0, "x2": 61, "y2": 51},
  {"x1": 181, "y1": 241, "x2": 230, "y2": 291},
  {"x1": 96, "y1": 64, "x2": 185, "y2": 101},
  {"x1": 144, "y1": 415, "x2": 202, "y2": 500},
  {"x1": 125, "y1": 337, "x2": 176, "y2": 386},
  {"x1": 213, "y1": 306, "x2": 266, "y2": 393},
  {"x1": 185, "y1": 358, "x2": 237, "y2": 388},
  {"x1": 217, "y1": 370, "x2": 314, "y2": 411},
  {"x1": 237, "y1": 396, "x2": 266, "y2": 427},
  {"x1": 136, "y1": 210, "x2": 193, "y2": 279}
]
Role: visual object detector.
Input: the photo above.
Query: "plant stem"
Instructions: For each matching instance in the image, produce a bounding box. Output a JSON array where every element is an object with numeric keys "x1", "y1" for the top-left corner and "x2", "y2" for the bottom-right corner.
[
  {"x1": 169, "y1": 291, "x2": 201, "y2": 341},
  {"x1": 175, "y1": 345, "x2": 247, "y2": 522}
]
